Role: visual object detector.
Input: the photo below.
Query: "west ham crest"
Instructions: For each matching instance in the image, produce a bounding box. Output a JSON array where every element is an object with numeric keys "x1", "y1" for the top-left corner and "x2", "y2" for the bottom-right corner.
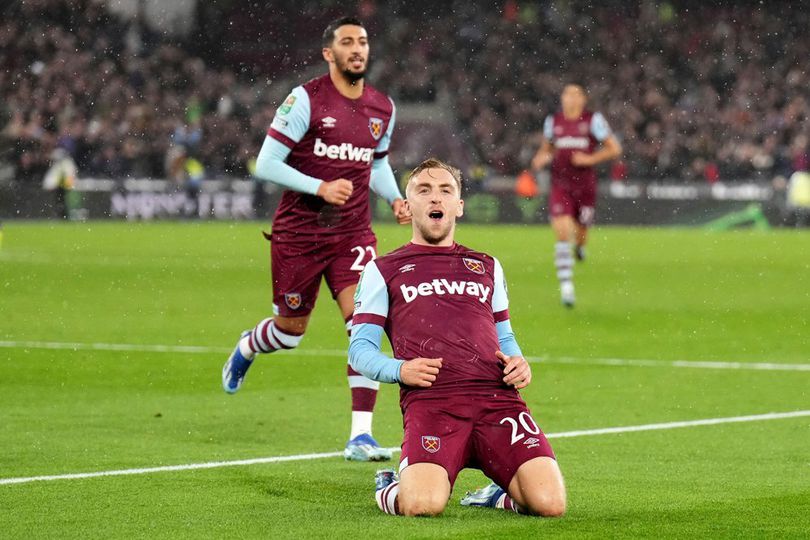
[
  {"x1": 369, "y1": 117, "x2": 384, "y2": 140},
  {"x1": 285, "y1": 293, "x2": 302, "y2": 310},
  {"x1": 463, "y1": 258, "x2": 485, "y2": 275},
  {"x1": 421, "y1": 435, "x2": 440, "y2": 453}
]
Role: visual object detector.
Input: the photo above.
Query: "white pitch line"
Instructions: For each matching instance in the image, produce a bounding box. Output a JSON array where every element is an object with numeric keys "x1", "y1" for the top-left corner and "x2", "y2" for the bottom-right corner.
[
  {"x1": 534, "y1": 356, "x2": 810, "y2": 372},
  {"x1": 1, "y1": 410, "x2": 808, "y2": 487},
  {"x1": 1, "y1": 340, "x2": 808, "y2": 372}
]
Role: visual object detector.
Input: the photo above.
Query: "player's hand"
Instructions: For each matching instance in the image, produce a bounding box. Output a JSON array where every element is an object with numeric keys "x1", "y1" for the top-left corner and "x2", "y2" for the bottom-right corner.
[
  {"x1": 317, "y1": 179, "x2": 353, "y2": 205},
  {"x1": 571, "y1": 152, "x2": 595, "y2": 167},
  {"x1": 392, "y1": 198, "x2": 411, "y2": 225},
  {"x1": 497, "y1": 351, "x2": 532, "y2": 389},
  {"x1": 531, "y1": 153, "x2": 552, "y2": 171},
  {"x1": 400, "y1": 357, "x2": 442, "y2": 388}
]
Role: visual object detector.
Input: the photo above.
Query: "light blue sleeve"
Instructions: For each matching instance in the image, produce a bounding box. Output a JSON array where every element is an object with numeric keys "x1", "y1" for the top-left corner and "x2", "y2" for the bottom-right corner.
[
  {"x1": 590, "y1": 112, "x2": 612, "y2": 142},
  {"x1": 492, "y1": 257, "x2": 523, "y2": 357},
  {"x1": 254, "y1": 136, "x2": 322, "y2": 195},
  {"x1": 349, "y1": 260, "x2": 403, "y2": 383},
  {"x1": 268, "y1": 86, "x2": 310, "y2": 144},
  {"x1": 374, "y1": 99, "x2": 396, "y2": 155},
  {"x1": 496, "y1": 319, "x2": 523, "y2": 358},
  {"x1": 370, "y1": 156, "x2": 402, "y2": 205},
  {"x1": 348, "y1": 323, "x2": 404, "y2": 383},
  {"x1": 543, "y1": 115, "x2": 554, "y2": 140}
]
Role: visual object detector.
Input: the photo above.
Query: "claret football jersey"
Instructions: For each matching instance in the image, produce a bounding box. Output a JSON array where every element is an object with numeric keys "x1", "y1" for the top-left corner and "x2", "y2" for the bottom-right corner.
[
  {"x1": 267, "y1": 74, "x2": 395, "y2": 239},
  {"x1": 352, "y1": 242, "x2": 515, "y2": 404}
]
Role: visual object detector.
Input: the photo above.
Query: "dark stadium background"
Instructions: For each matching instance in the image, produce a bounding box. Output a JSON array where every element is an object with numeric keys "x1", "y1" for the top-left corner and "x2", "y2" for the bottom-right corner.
[{"x1": 1, "y1": 0, "x2": 808, "y2": 224}]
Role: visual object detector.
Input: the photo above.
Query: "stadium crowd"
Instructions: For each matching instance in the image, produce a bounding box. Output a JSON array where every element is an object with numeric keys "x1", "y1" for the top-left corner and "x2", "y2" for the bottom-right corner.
[
  {"x1": 373, "y1": 1, "x2": 810, "y2": 179},
  {"x1": 2, "y1": 0, "x2": 809, "y2": 184}
]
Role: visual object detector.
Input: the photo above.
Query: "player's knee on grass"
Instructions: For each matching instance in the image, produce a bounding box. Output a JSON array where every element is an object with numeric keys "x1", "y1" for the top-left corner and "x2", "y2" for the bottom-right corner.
[
  {"x1": 509, "y1": 457, "x2": 566, "y2": 517},
  {"x1": 398, "y1": 464, "x2": 451, "y2": 517},
  {"x1": 520, "y1": 489, "x2": 566, "y2": 517},
  {"x1": 397, "y1": 489, "x2": 449, "y2": 517}
]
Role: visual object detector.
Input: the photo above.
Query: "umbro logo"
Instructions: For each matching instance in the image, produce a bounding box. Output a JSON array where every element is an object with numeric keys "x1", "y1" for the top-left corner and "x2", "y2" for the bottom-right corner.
[
  {"x1": 523, "y1": 437, "x2": 541, "y2": 449},
  {"x1": 322, "y1": 116, "x2": 337, "y2": 128},
  {"x1": 399, "y1": 264, "x2": 416, "y2": 273}
]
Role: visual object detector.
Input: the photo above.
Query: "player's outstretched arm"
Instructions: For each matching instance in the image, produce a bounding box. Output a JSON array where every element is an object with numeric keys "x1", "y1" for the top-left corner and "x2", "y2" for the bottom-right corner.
[{"x1": 497, "y1": 351, "x2": 532, "y2": 389}]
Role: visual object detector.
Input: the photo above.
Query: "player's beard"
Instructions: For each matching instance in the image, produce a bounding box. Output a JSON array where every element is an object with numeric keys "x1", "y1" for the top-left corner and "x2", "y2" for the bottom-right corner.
[{"x1": 336, "y1": 55, "x2": 366, "y2": 83}]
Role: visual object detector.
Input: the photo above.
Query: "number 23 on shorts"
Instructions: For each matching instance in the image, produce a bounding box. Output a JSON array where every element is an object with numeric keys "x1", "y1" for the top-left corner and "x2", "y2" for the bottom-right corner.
[{"x1": 350, "y1": 244, "x2": 377, "y2": 271}]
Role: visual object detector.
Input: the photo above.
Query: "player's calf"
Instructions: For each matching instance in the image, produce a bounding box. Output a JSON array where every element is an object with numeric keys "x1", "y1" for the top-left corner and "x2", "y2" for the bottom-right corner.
[{"x1": 244, "y1": 317, "x2": 305, "y2": 356}]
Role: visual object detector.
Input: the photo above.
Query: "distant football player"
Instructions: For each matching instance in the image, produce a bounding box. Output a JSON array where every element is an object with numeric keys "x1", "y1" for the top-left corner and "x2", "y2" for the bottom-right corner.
[
  {"x1": 531, "y1": 84, "x2": 622, "y2": 307},
  {"x1": 350, "y1": 158, "x2": 566, "y2": 517},
  {"x1": 222, "y1": 16, "x2": 410, "y2": 461}
]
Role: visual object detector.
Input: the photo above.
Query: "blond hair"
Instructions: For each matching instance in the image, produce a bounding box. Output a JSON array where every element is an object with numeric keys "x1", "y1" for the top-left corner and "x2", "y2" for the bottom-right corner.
[{"x1": 407, "y1": 158, "x2": 462, "y2": 193}]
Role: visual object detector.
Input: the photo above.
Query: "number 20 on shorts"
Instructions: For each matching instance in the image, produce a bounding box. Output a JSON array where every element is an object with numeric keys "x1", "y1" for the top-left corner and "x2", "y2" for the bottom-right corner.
[{"x1": 500, "y1": 412, "x2": 541, "y2": 445}]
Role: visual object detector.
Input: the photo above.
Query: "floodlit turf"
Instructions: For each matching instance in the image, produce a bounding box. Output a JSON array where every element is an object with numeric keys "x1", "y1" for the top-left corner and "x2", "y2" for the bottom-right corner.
[{"x1": 0, "y1": 221, "x2": 808, "y2": 538}]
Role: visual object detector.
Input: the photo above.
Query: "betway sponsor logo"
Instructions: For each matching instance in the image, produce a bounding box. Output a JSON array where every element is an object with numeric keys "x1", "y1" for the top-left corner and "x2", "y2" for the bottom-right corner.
[
  {"x1": 555, "y1": 136, "x2": 589, "y2": 149},
  {"x1": 313, "y1": 138, "x2": 374, "y2": 163},
  {"x1": 400, "y1": 280, "x2": 491, "y2": 304}
]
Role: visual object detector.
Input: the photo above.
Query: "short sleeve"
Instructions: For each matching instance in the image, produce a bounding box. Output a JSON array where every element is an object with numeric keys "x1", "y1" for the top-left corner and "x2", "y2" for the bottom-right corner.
[
  {"x1": 374, "y1": 98, "x2": 396, "y2": 159},
  {"x1": 543, "y1": 115, "x2": 554, "y2": 140},
  {"x1": 267, "y1": 86, "x2": 311, "y2": 147},
  {"x1": 352, "y1": 260, "x2": 389, "y2": 327},
  {"x1": 590, "y1": 112, "x2": 612, "y2": 142},
  {"x1": 491, "y1": 257, "x2": 510, "y2": 322}
]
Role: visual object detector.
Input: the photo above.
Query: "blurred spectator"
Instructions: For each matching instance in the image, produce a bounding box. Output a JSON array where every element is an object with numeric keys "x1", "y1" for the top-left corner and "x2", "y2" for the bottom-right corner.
[
  {"x1": 786, "y1": 171, "x2": 810, "y2": 227},
  {"x1": 42, "y1": 147, "x2": 77, "y2": 219},
  {"x1": 2, "y1": 0, "x2": 810, "y2": 185}
]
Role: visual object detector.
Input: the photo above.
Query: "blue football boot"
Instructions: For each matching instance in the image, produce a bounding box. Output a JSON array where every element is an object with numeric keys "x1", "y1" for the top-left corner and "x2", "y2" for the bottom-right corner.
[
  {"x1": 374, "y1": 468, "x2": 399, "y2": 491},
  {"x1": 222, "y1": 331, "x2": 253, "y2": 394},
  {"x1": 460, "y1": 482, "x2": 506, "y2": 508},
  {"x1": 344, "y1": 433, "x2": 392, "y2": 462}
]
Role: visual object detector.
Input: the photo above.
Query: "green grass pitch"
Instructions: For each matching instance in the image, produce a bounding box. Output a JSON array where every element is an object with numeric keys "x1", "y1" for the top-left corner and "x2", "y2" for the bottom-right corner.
[{"x1": 0, "y1": 221, "x2": 808, "y2": 538}]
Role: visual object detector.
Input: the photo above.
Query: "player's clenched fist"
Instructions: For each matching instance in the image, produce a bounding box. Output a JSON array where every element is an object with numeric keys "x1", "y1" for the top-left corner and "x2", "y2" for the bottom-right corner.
[
  {"x1": 317, "y1": 178, "x2": 353, "y2": 205},
  {"x1": 400, "y1": 357, "x2": 442, "y2": 387},
  {"x1": 497, "y1": 351, "x2": 532, "y2": 389}
]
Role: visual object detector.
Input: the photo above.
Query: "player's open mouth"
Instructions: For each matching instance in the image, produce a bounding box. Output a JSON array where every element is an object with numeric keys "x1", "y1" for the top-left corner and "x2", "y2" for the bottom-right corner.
[{"x1": 428, "y1": 210, "x2": 444, "y2": 221}]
